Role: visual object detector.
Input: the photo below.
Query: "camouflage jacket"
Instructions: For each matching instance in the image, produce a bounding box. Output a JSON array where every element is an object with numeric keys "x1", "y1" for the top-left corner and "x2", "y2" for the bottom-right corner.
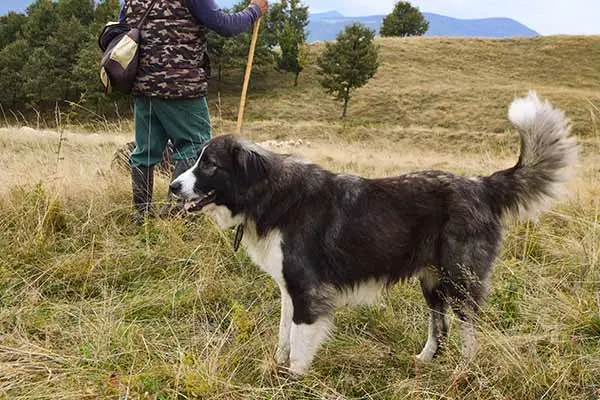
[{"x1": 125, "y1": 0, "x2": 209, "y2": 99}]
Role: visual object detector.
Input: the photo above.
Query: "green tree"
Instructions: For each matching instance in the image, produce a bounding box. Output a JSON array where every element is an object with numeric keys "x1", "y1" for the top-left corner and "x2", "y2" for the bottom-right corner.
[
  {"x1": 207, "y1": 29, "x2": 233, "y2": 89},
  {"x1": 22, "y1": 47, "x2": 58, "y2": 104},
  {"x1": 0, "y1": 0, "x2": 129, "y2": 121},
  {"x1": 46, "y1": 16, "x2": 91, "y2": 101},
  {"x1": 57, "y1": 0, "x2": 95, "y2": 26},
  {"x1": 94, "y1": 0, "x2": 121, "y2": 26},
  {"x1": 380, "y1": 1, "x2": 429, "y2": 37},
  {"x1": 206, "y1": 1, "x2": 274, "y2": 88},
  {"x1": 23, "y1": 0, "x2": 59, "y2": 49},
  {"x1": 0, "y1": 39, "x2": 30, "y2": 106},
  {"x1": 0, "y1": 12, "x2": 27, "y2": 50},
  {"x1": 317, "y1": 23, "x2": 379, "y2": 118},
  {"x1": 266, "y1": 0, "x2": 309, "y2": 86},
  {"x1": 72, "y1": 39, "x2": 104, "y2": 102}
]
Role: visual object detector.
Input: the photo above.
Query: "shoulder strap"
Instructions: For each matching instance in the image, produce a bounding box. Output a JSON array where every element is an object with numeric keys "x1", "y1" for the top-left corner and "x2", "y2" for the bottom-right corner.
[{"x1": 136, "y1": 0, "x2": 161, "y2": 30}]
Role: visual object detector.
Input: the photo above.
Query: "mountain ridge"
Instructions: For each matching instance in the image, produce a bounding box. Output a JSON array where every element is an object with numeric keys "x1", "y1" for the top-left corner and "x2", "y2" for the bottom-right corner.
[{"x1": 307, "y1": 11, "x2": 539, "y2": 42}]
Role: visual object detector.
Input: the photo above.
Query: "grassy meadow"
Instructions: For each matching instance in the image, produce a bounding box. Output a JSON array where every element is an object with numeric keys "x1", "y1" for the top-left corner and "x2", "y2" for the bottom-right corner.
[{"x1": 1, "y1": 35, "x2": 600, "y2": 399}]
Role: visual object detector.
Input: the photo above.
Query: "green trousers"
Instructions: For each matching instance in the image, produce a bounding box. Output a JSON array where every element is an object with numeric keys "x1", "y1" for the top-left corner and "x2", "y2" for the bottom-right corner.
[{"x1": 130, "y1": 96, "x2": 212, "y2": 167}]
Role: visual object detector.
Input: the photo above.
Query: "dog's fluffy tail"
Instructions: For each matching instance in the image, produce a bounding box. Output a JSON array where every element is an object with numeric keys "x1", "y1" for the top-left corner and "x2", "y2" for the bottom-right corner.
[{"x1": 486, "y1": 91, "x2": 578, "y2": 220}]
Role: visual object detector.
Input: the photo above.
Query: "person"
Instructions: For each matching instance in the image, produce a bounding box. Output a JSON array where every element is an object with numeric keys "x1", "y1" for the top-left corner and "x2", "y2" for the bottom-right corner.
[{"x1": 120, "y1": 0, "x2": 268, "y2": 223}]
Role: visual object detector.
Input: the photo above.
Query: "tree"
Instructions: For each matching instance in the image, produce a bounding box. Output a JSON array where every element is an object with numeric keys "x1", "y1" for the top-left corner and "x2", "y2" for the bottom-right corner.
[
  {"x1": 206, "y1": 1, "x2": 274, "y2": 88},
  {"x1": 0, "y1": 39, "x2": 30, "y2": 106},
  {"x1": 265, "y1": 0, "x2": 309, "y2": 86},
  {"x1": 94, "y1": 0, "x2": 121, "y2": 27},
  {"x1": 206, "y1": 29, "x2": 233, "y2": 89},
  {"x1": 380, "y1": 1, "x2": 429, "y2": 37},
  {"x1": 22, "y1": 0, "x2": 59, "y2": 49},
  {"x1": 0, "y1": 0, "x2": 132, "y2": 121},
  {"x1": 57, "y1": 0, "x2": 95, "y2": 26},
  {"x1": 46, "y1": 16, "x2": 90, "y2": 100},
  {"x1": 22, "y1": 47, "x2": 58, "y2": 104},
  {"x1": 317, "y1": 23, "x2": 379, "y2": 118},
  {"x1": 0, "y1": 12, "x2": 27, "y2": 50}
]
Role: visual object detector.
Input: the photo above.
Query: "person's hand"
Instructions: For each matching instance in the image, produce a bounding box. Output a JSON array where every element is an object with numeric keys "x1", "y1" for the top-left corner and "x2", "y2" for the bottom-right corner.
[{"x1": 251, "y1": 0, "x2": 268, "y2": 16}]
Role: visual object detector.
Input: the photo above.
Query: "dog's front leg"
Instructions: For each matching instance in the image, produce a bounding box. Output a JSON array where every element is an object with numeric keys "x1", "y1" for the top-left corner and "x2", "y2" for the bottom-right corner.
[
  {"x1": 275, "y1": 286, "x2": 293, "y2": 366},
  {"x1": 288, "y1": 316, "x2": 332, "y2": 375}
]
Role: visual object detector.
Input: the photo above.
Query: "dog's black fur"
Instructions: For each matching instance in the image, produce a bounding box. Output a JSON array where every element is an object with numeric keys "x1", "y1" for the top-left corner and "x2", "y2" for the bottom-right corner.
[{"x1": 170, "y1": 92, "x2": 577, "y2": 373}]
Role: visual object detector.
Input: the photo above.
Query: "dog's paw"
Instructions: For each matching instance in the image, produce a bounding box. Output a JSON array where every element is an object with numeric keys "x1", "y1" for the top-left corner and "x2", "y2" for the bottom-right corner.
[
  {"x1": 275, "y1": 345, "x2": 290, "y2": 366},
  {"x1": 415, "y1": 351, "x2": 434, "y2": 362}
]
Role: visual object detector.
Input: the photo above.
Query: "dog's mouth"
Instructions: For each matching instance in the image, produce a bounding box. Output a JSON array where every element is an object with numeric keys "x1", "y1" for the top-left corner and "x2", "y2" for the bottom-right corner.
[{"x1": 183, "y1": 190, "x2": 217, "y2": 213}]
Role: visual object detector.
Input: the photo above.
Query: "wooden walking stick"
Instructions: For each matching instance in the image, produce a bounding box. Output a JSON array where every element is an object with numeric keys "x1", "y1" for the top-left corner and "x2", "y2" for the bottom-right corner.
[{"x1": 236, "y1": 17, "x2": 262, "y2": 134}]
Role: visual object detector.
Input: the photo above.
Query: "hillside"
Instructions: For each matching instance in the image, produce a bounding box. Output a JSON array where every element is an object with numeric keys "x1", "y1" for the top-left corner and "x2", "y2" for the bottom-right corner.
[
  {"x1": 1, "y1": 36, "x2": 599, "y2": 399},
  {"x1": 307, "y1": 11, "x2": 539, "y2": 42},
  {"x1": 213, "y1": 35, "x2": 600, "y2": 139}
]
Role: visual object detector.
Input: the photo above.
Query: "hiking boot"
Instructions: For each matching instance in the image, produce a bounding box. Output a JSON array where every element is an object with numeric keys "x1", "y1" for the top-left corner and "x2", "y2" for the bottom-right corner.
[
  {"x1": 159, "y1": 158, "x2": 195, "y2": 218},
  {"x1": 131, "y1": 165, "x2": 154, "y2": 224}
]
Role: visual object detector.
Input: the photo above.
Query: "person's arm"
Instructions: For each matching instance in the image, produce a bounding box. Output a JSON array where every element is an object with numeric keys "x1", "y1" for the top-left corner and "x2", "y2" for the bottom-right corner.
[
  {"x1": 187, "y1": 0, "x2": 265, "y2": 37},
  {"x1": 118, "y1": 4, "x2": 126, "y2": 24}
]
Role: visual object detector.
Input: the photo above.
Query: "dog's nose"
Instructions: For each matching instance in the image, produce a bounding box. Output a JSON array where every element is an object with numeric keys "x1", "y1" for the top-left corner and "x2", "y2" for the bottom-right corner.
[{"x1": 169, "y1": 181, "x2": 182, "y2": 195}]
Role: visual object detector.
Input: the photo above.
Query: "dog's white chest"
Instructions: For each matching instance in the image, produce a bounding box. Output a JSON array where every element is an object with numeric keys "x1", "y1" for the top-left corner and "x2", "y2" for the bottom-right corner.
[{"x1": 242, "y1": 226, "x2": 285, "y2": 285}]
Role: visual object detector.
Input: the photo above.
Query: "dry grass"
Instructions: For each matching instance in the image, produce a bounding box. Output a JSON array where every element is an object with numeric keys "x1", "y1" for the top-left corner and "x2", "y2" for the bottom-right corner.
[{"x1": 1, "y1": 36, "x2": 600, "y2": 399}]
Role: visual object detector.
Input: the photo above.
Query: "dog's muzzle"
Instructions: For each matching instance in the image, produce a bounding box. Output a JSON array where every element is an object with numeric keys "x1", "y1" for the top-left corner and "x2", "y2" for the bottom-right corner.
[{"x1": 183, "y1": 190, "x2": 217, "y2": 212}]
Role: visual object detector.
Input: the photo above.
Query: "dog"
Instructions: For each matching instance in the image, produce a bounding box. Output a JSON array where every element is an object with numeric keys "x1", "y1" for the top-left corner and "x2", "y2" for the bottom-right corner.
[{"x1": 169, "y1": 92, "x2": 577, "y2": 375}]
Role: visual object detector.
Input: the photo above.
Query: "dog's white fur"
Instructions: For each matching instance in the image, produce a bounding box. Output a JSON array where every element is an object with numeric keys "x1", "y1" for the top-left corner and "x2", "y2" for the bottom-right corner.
[
  {"x1": 416, "y1": 317, "x2": 439, "y2": 362},
  {"x1": 508, "y1": 91, "x2": 578, "y2": 218},
  {"x1": 289, "y1": 317, "x2": 332, "y2": 375},
  {"x1": 176, "y1": 146, "x2": 206, "y2": 200},
  {"x1": 203, "y1": 204, "x2": 244, "y2": 230},
  {"x1": 334, "y1": 279, "x2": 385, "y2": 307}
]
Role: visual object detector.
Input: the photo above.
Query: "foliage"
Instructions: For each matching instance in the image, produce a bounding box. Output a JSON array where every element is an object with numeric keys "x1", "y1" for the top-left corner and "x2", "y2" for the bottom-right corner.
[
  {"x1": 0, "y1": 11, "x2": 27, "y2": 50},
  {"x1": 0, "y1": 0, "x2": 127, "y2": 122},
  {"x1": 206, "y1": 20, "x2": 274, "y2": 90},
  {"x1": 317, "y1": 23, "x2": 379, "y2": 118},
  {"x1": 57, "y1": 0, "x2": 95, "y2": 25},
  {"x1": 23, "y1": 0, "x2": 60, "y2": 49},
  {"x1": 380, "y1": 1, "x2": 429, "y2": 37},
  {"x1": 265, "y1": 0, "x2": 309, "y2": 86},
  {"x1": 93, "y1": 0, "x2": 122, "y2": 26},
  {"x1": 0, "y1": 39, "x2": 29, "y2": 105},
  {"x1": 206, "y1": 0, "x2": 275, "y2": 89},
  {"x1": 22, "y1": 47, "x2": 57, "y2": 104}
]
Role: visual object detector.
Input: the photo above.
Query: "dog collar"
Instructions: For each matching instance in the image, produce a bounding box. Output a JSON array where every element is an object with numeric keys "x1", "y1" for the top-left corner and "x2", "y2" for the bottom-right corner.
[{"x1": 234, "y1": 224, "x2": 244, "y2": 252}]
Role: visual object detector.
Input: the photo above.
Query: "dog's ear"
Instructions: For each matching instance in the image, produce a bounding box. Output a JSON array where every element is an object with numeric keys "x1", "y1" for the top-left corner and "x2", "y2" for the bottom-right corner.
[{"x1": 232, "y1": 143, "x2": 270, "y2": 185}]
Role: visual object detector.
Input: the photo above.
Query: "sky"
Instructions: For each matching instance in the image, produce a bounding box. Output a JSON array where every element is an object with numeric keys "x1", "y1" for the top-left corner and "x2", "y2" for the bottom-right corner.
[
  {"x1": 306, "y1": 0, "x2": 600, "y2": 36},
  {"x1": 2, "y1": 0, "x2": 599, "y2": 36}
]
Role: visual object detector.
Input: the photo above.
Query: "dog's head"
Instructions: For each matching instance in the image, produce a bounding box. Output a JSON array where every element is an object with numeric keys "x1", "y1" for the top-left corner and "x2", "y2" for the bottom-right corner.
[{"x1": 170, "y1": 134, "x2": 270, "y2": 218}]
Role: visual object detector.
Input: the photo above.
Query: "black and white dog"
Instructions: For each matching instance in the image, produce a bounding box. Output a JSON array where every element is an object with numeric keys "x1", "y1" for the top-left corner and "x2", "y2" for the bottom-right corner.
[{"x1": 170, "y1": 92, "x2": 577, "y2": 375}]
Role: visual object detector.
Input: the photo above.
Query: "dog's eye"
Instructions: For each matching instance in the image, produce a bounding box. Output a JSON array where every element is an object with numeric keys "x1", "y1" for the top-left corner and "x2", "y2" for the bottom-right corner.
[{"x1": 201, "y1": 159, "x2": 219, "y2": 173}]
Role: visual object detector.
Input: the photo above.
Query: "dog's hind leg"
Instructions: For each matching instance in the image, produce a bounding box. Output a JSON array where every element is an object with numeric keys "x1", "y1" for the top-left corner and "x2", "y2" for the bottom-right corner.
[
  {"x1": 275, "y1": 286, "x2": 294, "y2": 366},
  {"x1": 446, "y1": 265, "x2": 492, "y2": 362},
  {"x1": 457, "y1": 312, "x2": 477, "y2": 361},
  {"x1": 439, "y1": 235, "x2": 497, "y2": 363},
  {"x1": 451, "y1": 294, "x2": 484, "y2": 362},
  {"x1": 416, "y1": 277, "x2": 449, "y2": 362}
]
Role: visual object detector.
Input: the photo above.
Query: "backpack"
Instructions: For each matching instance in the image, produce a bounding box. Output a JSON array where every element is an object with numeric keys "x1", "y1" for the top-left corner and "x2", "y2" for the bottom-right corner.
[{"x1": 98, "y1": 0, "x2": 159, "y2": 94}]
